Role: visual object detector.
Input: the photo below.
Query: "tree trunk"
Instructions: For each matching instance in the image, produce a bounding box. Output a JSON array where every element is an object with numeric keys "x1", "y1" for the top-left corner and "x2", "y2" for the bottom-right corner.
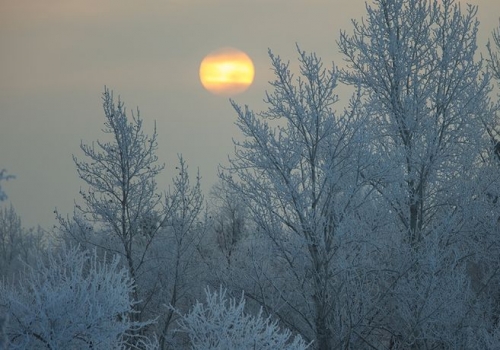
[{"x1": 311, "y1": 243, "x2": 333, "y2": 350}]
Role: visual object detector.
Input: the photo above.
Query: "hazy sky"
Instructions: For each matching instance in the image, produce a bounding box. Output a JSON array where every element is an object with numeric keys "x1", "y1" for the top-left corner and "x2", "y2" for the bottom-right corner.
[{"x1": 1, "y1": 0, "x2": 499, "y2": 229}]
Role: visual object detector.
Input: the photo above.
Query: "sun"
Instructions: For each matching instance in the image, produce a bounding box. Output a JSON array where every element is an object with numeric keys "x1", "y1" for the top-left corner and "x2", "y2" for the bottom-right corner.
[{"x1": 199, "y1": 47, "x2": 255, "y2": 96}]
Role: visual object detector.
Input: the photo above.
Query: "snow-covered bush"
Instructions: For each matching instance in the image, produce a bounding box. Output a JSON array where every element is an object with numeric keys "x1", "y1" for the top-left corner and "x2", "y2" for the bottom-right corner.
[
  {"x1": 0, "y1": 245, "x2": 156, "y2": 349},
  {"x1": 176, "y1": 286, "x2": 310, "y2": 350}
]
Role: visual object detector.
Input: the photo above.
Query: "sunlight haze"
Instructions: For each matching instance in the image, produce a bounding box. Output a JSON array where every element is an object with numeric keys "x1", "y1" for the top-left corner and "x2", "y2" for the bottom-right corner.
[{"x1": 1, "y1": 0, "x2": 499, "y2": 229}]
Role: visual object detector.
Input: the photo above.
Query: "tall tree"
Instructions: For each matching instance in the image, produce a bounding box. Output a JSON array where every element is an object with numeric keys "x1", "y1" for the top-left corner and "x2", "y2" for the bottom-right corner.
[
  {"x1": 338, "y1": 0, "x2": 496, "y2": 347},
  {"x1": 143, "y1": 156, "x2": 207, "y2": 349},
  {"x1": 58, "y1": 91, "x2": 208, "y2": 348},
  {"x1": 339, "y1": 0, "x2": 491, "y2": 245},
  {"x1": 221, "y1": 48, "x2": 374, "y2": 349},
  {"x1": 58, "y1": 88, "x2": 165, "y2": 320}
]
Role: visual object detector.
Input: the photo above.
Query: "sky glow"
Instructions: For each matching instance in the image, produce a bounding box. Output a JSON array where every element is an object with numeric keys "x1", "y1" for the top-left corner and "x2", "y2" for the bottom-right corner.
[{"x1": 0, "y1": 0, "x2": 499, "y2": 228}]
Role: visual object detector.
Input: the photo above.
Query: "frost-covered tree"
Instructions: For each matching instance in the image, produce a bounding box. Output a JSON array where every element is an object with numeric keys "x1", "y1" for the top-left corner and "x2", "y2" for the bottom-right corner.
[
  {"x1": 57, "y1": 90, "x2": 208, "y2": 349},
  {"x1": 0, "y1": 204, "x2": 45, "y2": 280},
  {"x1": 221, "y1": 48, "x2": 376, "y2": 349},
  {"x1": 488, "y1": 19, "x2": 500, "y2": 83},
  {"x1": 175, "y1": 287, "x2": 310, "y2": 350},
  {"x1": 58, "y1": 88, "x2": 165, "y2": 319},
  {"x1": 0, "y1": 246, "x2": 156, "y2": 350},
  {"x1": 338, "y1": 0, "x2": 496, "y2": 347},
  {"x1": 208, "y1": 180, "x2": 250, "y2": 266},
  {"x1": 0, "y1": 204, "x2": 45, "y2": 349},
  {"x1": 141, "y1": 156, "x2": 207, "y2": 349},
  {"x1": 339, "y1": 0, "x2": 491, "y2": 246}
]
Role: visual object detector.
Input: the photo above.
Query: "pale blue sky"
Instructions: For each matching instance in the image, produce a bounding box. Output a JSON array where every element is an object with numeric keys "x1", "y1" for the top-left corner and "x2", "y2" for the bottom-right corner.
[{"x1": 1, "y1": 0, "x2": 499, "y2": 229}]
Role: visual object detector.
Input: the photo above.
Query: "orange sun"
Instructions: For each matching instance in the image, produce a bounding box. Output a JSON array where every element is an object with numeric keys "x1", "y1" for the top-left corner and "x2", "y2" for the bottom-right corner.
[{"x1": 199, "y1": 47, "x2": 255, "y2": 96}]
